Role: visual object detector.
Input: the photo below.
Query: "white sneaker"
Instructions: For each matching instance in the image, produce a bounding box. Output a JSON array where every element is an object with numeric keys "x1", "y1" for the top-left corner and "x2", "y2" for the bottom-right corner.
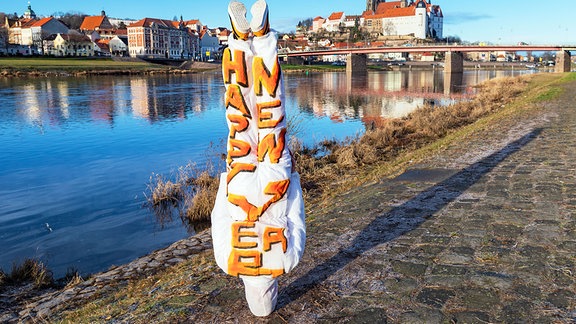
[
  {"x1": 250, "y1": 0, "x2": 270, "y2": 37},
  {"x1": 228, "y1": 0, "x2": 251, "y2": 40}
]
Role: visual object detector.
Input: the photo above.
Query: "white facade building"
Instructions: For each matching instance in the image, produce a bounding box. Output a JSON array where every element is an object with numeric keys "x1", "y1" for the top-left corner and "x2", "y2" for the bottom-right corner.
[
  {"x1": 323, "y1": 12, "x2": 345, "y2": 32},
  {"x1": 128, "y1": 18, "x2": 190, "y2": 59},
  {"x1": 312, "y1": 16, "x2": 325, "y2": 33},
  {"x1": 363, "y1": 0, "x2": 443, "y2": 40}
]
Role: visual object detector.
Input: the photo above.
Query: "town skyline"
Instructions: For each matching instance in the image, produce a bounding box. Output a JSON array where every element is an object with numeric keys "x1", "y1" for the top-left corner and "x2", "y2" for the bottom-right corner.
[{"x1": 2, "y1": 1, "x2": 574, "y2": 45}]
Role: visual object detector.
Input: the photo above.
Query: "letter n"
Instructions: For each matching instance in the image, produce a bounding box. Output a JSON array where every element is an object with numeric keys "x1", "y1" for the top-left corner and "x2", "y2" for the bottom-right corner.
[{"x1": 253, "y1": 56, "x2": 281, "y2": 97}]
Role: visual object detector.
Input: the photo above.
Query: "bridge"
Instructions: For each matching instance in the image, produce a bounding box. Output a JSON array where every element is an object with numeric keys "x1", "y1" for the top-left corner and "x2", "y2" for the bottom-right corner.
[{"x1": 283, "y1": 45, "x2": 576, "y2": 74}]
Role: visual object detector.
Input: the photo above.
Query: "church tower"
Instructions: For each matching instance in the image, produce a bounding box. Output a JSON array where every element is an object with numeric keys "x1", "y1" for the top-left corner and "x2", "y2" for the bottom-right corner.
[
  {"x1": 23, "y1": 1, "x2": 37, "y2": 19},
  {"x1": 366, "y1": 0, "x2": 385, "y2": 12}
]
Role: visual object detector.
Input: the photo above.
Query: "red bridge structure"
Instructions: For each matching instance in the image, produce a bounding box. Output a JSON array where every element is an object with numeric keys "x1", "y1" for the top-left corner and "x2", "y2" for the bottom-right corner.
[{"x1": 283, "y1": 45, "x2": 576, "y2": 74}]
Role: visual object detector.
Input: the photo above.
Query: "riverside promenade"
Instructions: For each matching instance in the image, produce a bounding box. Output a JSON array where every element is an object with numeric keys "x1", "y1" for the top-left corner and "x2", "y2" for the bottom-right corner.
[
  {"x1": 271, "y1": 78, "x2": 576, "y2": 323},
  {"x1": 3, "y1": 76, "x2": 575, "y2": 322}
]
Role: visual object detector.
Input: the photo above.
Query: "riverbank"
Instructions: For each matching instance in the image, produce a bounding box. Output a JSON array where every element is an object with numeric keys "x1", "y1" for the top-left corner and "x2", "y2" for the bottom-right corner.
[
  {"x1": 0, "y1": 57, "x2": 542, "y2": 78},
  {"x1": 0, "y1": 57, "x2": 220, "y2": 77},
  {"x1": 2, "y1": 72, "x2": 575, "y2": 322}
]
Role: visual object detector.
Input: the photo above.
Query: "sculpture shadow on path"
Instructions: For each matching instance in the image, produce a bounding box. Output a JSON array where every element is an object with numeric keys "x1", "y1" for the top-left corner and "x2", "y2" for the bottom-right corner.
[{"x1": 278, "y1": 128, "x2": 543, "y2": 308}]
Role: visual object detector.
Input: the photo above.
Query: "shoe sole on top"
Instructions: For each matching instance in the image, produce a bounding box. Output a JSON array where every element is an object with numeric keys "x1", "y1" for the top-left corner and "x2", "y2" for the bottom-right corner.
[
  {"x1": 228, "y1": 1, "x2": 250, "y2": 40},
  {"x1": 250, "y1": 0, "x2": 269, "y2": 37}
]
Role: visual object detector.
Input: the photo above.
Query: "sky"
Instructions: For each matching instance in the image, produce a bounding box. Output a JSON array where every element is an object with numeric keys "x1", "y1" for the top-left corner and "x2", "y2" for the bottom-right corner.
[{"x1": 2, "y1": 1, "x2": 574, "y2": 45}]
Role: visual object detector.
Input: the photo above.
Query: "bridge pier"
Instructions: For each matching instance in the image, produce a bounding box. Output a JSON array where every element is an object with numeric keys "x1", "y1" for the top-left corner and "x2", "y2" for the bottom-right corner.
[
  {"x1": 444, "y1": 51, "x2": 464, "y2": 74},
  {"x1": 555, "y1": 50, "x2": 572, "y2": 73},
  {"x1": 444, "y1": 72, "x2": 463, "y2": 95},
  {"x1": 346, "y1": 53, "x2": 367, "y2": 76}
]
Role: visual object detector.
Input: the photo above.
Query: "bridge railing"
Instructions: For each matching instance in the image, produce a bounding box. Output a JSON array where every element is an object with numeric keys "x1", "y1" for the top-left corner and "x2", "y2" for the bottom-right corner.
[{"x1": 283, "y1": 44, "x2": 574, "y2": 57}]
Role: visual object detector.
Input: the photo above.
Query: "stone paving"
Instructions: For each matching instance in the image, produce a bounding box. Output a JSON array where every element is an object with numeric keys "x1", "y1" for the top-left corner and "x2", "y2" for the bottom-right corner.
[
  {"x1": 2, "y1": 78, "x2": 575, "y2": 323},
  {"x1": 267, "y1": 79, "x2": 576, "y2": 323}
]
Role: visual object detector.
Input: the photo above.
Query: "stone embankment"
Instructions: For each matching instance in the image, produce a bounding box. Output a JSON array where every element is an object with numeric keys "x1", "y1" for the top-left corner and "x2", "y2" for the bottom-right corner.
[{"x1": 0, "y1": 231, "x2": 213, "y2": 322}]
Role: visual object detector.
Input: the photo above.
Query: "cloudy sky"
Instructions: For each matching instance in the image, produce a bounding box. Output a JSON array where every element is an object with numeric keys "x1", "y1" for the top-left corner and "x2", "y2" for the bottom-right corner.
[{"x1": 3, "y1": 1, "x2": 574, "y2": 45}]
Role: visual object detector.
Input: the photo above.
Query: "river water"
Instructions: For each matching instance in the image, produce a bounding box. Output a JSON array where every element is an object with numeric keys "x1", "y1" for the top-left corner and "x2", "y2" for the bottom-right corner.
[{"x1": 0, "y1": 68, "x2": 538, "y2": 277}]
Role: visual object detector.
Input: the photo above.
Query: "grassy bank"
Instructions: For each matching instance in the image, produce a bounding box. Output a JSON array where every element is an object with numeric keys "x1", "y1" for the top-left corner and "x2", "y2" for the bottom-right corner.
[
  {"x1": 0, "y1": 57, "x2": 163, "y2": 72},
  {"x1": 0, "y1": 57, "x2": 223, "y2": 77}
]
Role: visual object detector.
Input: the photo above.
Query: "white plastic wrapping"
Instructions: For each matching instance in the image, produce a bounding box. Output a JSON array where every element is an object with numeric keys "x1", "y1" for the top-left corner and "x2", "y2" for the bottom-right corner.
[{"x1": 211, "y1": 29, "x2": 306, "y2": 316}]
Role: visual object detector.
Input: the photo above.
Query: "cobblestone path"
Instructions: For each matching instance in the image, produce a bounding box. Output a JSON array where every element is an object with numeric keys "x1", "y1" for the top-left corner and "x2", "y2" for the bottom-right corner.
[{"x1": 269, "y1": 79, "x2": 576, "y2": 323}]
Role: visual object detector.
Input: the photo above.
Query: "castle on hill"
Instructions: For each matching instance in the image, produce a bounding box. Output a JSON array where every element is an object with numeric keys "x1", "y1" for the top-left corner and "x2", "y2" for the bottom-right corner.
[
  {"x1": 309, "y1": 0, "x2": 443, "y2": 40},
  {"x1": 364, "y1": 0, "x2": 443, "y2": 39}
]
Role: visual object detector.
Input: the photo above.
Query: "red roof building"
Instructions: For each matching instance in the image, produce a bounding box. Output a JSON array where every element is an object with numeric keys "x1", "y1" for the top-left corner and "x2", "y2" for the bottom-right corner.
[
  {"x1": 80, "y1": 12, "x2": 114, "y2": 32},
  {"x1": 127, "y1": 17, "x2": 196, "y2": 59},
  {"x1": 312, "y1": 16, "x2": 325, "y2": 33},
  {"x1": 6, "y1": 16, "x2": 68, "y2": 49},
  {"x1": 324, "y1": 12, "x2": 346, "y2": 32}
]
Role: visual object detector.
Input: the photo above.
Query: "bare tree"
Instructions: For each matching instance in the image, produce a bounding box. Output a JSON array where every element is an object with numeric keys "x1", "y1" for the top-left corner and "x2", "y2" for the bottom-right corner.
[
  {"x1": 58, "y1": 11, "x2": 87, "y2": 30},
  {"x1": 32, "y1": 29, "x2": 54, "y2": 55},
  {"x1": 0, "y1": 13, "x2": 8, "y2": 52},
  {"x1": 383, "y1": 20, "x2": 396, "y2": 36}
]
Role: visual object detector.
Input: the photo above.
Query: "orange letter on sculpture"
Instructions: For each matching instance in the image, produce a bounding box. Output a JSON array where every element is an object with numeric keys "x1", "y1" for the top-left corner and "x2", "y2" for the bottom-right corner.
[
  {"x1": 228, "y1": 249, "x2": 285, "y2": 277},
  {"x1": 222, "y1": 48, "x2": 248, "y2": 87},
  {"x1": 258, "y1": 128, "x2": 287, "y2": 163},
  {"x1": 258, "y1": 179, "x2": 290, "y2": 217},
  {"x1": 228, "y1": 249, "x2": 262, "y2": 276},
  {"x1": 253, "y1": 56, "x2": 281, "y2": 97},
  {"x1": 227, "y1": 114, "x2": 250, "y2": 138},
  {"x1": 228, "y1": 179, "x2": 290, "y2": 222},
  {"x1": 228, "y1": 194, "x2": 260, "y2": 221},
  {"x1": 258, "y1": 100, "x2": 284, "y2": 129},
  {"x1": 263, "y1": 227, "x2": 287, "y2": 252},
  {"x1": 227, "y1": 139, "x2": 251, "y2": 165},
  {"x1": 225, "y1": 85, "x2": 251, "y2": 118},
  {"x1": 231, "y1": 221, "x2": 258, "y2": 249}
]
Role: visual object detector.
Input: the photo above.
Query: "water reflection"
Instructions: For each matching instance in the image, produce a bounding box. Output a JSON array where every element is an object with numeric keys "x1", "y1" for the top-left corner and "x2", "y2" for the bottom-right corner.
[
  {"x1": 288, "y1": 70, "x2": 462, "y2": 130},
  {"x1": 1, "y1": 69, "x2": 534, "y2": 133},
  {"x1": 287, "y1": 69, "x2": 537, "y2": 132},
  {"x1": 0, "y1": 73, "x2": 224, "y2": 130}
]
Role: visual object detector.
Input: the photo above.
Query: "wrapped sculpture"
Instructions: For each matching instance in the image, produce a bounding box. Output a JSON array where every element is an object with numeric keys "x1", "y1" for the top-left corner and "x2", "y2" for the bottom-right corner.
[{"x1": 211, "y1": 0, "x2": 306, "y2": 316}]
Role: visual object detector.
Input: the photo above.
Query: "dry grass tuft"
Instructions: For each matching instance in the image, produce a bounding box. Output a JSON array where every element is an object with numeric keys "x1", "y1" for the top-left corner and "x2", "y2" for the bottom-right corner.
[
  {"x1": 0, "y1": 269, "x2": 6, "y2": 287},
  {"x1": 146, "y1": 162, "x2": 220, "y2": 232},
  {"x1": 182, "y1": 170, "x2": 219, "y2": 224},
  {"x1": 61, "y1": 267, "x2": 84, "y2": 288},
  {"x1": 3, "y1": 259, "x2": 54, "y2": 289},
  {"x1": 146, "y1": 174, "x2": 185, "y2": 225}
]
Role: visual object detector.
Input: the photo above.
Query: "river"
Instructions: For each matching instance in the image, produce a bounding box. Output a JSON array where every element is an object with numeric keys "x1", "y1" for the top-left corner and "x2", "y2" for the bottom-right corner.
[{"x1": 0, "y1": 68, "x2": 539, "y2": 277}]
